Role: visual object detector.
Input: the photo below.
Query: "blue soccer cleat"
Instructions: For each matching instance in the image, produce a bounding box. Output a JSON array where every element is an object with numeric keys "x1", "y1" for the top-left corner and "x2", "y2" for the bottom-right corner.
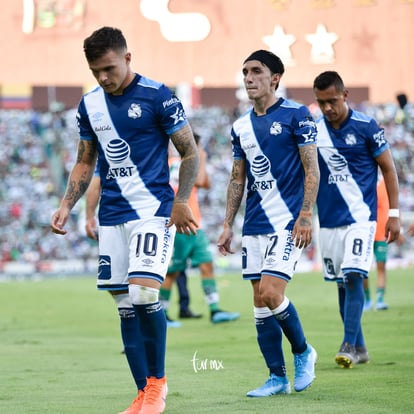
[
  {"x1": 363, "y1": 300, "x2": 372, "y2": 312},
  {"x1": 211, "y1": 310, "x2": 240, "y2": 324},
  {"x1": 246, "y1": 373, "x2": 291, "y2": 397},
  {"x1": 375, "y1": 301, "x2": 389, "y2": 311},
  {"x1": 165, "y1": 314, "x2": 182, "y2": 328},
  {"x1": 294, "y1": 344, "x2": 317, "y2": 391}
]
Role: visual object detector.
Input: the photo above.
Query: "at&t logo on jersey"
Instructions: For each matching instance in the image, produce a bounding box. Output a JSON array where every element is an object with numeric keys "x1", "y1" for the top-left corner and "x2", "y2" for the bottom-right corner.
[
  {"x1": 105, "y1": 139, "x2": 135, "y2": 179},
  {"x1": 250, "y1": 155, "x2": 275, "y2": 191},
  {"x1": 327, "y1": 153, "x2": 350, "y2": 184}
]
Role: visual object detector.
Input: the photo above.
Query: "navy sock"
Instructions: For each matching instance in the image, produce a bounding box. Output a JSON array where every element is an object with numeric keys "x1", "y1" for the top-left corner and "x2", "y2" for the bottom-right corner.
[
  {"x1": 134, "y1": 302, "x2": 167, "y2": 378},
  {"x1": 119, "y1": 308, "x2": 147, "y2": 390},
  {"x1": 337, "y1": 282, "x2": 345, "y2": 321},
  {"x1": 274, "y1": 302, "x2": 307, "y2": 354},
  {"x1": 343, "y1": 272, "x2": 365, "y2": 345},
  {"x1": 256, "y1": 315, "x2": 286, "y2": 377}
]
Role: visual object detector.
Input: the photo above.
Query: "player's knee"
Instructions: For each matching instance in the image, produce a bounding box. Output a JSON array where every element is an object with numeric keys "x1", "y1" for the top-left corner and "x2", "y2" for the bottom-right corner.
[
  {"x1": 129, "y1": 284, "x2": 159, "y2": 305},
  {"x1": 259, "y1": 290, "x2": 284, "y2": 308}
]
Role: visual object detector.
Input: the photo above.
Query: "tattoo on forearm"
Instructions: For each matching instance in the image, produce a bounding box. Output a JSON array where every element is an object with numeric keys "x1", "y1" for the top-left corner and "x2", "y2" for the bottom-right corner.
[
  {"x1": 300, "y1": 144, "x2": 320, "y2": 214},
  {"x1": 171, "y1": 125, "x2": 200, "y2": 202},
  {"x1": 224, "y1": 160, "x2": 245, "y2": 225},
  {"x1": 225, "y1": 181, "x2": 244, "y2": 225},
  {"x1": 77, "y1": 140, "x2": 97, "y2": 163},
  {"x1": 64, "y1": 170, "x2": 90, "y2": 210}
]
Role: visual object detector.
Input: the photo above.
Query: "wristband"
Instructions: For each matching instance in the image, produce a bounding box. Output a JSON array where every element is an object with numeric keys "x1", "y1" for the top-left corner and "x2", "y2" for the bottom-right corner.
[{"x1": 388, "y1": 209, "x2": 400, "y2": 218}]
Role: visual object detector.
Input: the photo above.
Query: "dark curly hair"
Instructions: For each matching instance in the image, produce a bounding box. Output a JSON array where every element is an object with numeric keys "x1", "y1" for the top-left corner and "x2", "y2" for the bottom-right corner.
[{"x1": 83, "y1": 26, "x2": 127, "y2": 62}]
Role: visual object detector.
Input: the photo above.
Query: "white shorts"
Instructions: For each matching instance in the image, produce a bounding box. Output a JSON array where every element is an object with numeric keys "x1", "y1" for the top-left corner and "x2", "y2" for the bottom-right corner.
[
  {"x1": 319, "y1": 221, "x2": 376, "y2": 282},
  {"x1": 242, "y1": 230, "x2": 303, "y2": 282},
  {"x1": 96, "y1": 217, "x2": 176, "y2": 291}
]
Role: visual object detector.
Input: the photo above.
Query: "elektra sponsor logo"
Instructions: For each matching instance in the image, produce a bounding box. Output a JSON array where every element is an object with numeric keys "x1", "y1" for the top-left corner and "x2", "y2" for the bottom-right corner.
[
  {"x1": 161, "y1": 226, "x2": 171, "y2": 264},
  {"x1": 283, "y1": 235, "x2": 295, "y2": 260}
]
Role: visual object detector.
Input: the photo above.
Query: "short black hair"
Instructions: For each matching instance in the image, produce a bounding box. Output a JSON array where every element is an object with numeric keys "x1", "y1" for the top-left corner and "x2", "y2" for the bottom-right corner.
[
  {"x1": 244, "y1": 50, "x2": 285, "y2": 75},
  {"x1": 83, "y1": 26, "x2": 127, "y2": 62},
  {"x1": 313, "y1": 71, "x2": 345, "y2": 92}
]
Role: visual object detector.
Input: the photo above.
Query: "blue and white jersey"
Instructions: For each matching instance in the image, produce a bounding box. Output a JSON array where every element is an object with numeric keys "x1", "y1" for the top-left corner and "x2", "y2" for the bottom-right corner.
[
  {"x1": 231, "y1": 98, "x2": 317, "y2": 235},
  {"x1": 77, "y1": 74, "x2": 189, "y2": 226},
  {"x1": 316, "y1": 109, "x2": 388, "y2": 228}
]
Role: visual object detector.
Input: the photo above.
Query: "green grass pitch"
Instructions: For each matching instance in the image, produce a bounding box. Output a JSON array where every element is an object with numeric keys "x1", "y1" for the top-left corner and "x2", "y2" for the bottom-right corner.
[{"x1": 1, "y1": 268, "x2": 413, "y2": 413}]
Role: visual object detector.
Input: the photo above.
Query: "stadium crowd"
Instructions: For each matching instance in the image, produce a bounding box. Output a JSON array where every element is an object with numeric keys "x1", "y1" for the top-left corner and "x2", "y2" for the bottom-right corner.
[{"x1": 1, "y1": 96, "x2": 414, "y2": 271}]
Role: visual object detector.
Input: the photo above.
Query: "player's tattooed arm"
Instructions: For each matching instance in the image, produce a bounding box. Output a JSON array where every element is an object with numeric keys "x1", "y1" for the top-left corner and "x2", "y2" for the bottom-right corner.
[
  {"x1": 170, "y1": 125, "x2": 200, "y2": 203},
  {"x1": 63, "y1": 140, "x2": 97, "y2": 210},
  {"x1": 224, "y1": 159, "x2": 246, "y2": 227},
  {"x1": 298, "y1": 143, "x2": 320, "y2": 223}
]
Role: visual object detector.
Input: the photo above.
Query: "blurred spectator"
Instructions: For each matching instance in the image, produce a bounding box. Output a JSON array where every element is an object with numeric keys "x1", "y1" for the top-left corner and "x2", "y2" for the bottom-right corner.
[{"x1": 1, "y1": 100, "x2": 414, "y2": 268}]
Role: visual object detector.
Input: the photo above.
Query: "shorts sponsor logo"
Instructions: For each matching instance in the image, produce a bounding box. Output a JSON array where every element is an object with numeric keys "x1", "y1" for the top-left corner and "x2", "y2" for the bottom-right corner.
[
  {"x1": 161, "y1": 227, "x2": 171, "y2": 264},
  {"x1": 282, "y1": 236, "x2": 294, "y2": 261},
  {"x1": 323, "y1": 258, "x2": 335, "y2": 275},
  {"x1": 98, "y1": 255, "x2": 111, "y2": 280}
]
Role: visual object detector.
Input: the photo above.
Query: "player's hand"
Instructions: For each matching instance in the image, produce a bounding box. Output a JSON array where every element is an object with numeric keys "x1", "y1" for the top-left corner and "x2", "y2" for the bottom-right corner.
[
  {"x1": 169, "y1": 202, "x2": 199, "y2": 235},
  {"x1": 50, "y1": 207, "x2": 70, "y2": 235},
  {"x1": 292, "y1": 212, "x2": 313, "y2": 249},
  {"x1": 385, "y1": 217, "x2": 401, "y2": 244},
  {"x1": 217, "y1": 227, "x2": 235, "y2": 255},
  {"x1": 85, "y1": 217, "x2": 98, "y2": 240}
]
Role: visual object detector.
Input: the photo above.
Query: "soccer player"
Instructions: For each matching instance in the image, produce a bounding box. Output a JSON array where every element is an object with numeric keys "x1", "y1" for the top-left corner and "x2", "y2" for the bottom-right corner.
[
  {"x1": 217, "y1": 50, "x2": 319, "y2": 397},
  {"x1": 50, "y1": 27, "x2": 200, "y2": 414},
  {"x1": 313, "y1": 71, "x2": 400, "y2": 368},
  {"x1": 160, "y1": 133, "x2": 240, "y2": 325}
]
